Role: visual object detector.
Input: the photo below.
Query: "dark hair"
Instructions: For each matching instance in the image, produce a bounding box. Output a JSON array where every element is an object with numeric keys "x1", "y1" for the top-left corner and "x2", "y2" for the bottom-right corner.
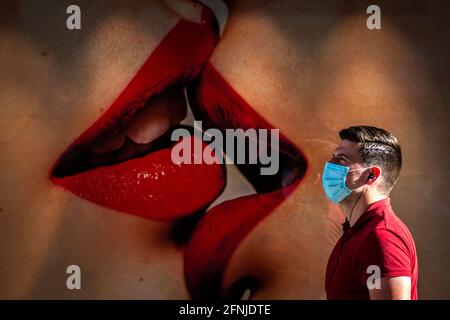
[{"x1": 339, "y1": 126, "x2": 402, "y2": 195}]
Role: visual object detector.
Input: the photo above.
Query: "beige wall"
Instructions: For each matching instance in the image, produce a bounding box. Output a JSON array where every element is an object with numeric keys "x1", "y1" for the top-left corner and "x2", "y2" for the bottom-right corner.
[{"x1": 0, "y1": 0, "x2": 449, "y2": 299}]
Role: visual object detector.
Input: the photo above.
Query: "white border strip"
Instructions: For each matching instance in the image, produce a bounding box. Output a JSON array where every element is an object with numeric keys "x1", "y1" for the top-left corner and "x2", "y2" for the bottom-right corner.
[{"x1": 199, "y1": 0, "x2": 229, "y2": 36}]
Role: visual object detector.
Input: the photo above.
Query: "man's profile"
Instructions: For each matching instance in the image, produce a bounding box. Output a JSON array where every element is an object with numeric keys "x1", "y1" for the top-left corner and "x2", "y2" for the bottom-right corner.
[{"x1": 323, "y1": 126, "x2": 418, "y2": 300}]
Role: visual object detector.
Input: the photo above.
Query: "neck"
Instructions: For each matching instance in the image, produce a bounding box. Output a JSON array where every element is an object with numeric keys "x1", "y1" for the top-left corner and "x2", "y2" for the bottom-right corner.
[{"x1": 339, "y1": 192, "x2": 387, "y2": 227}]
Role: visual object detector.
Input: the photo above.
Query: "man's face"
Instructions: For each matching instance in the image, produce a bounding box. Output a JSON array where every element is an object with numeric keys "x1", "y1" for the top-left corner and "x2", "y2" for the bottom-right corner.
[{"x1": 329, "y1": 139, "x2": 371, "y2": 191}]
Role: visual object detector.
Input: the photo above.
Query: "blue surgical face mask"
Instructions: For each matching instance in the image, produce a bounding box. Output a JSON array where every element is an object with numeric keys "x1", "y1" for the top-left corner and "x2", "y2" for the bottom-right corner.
[{"x1": 321, "y1": 162, "x2": 368, "y2": 204}]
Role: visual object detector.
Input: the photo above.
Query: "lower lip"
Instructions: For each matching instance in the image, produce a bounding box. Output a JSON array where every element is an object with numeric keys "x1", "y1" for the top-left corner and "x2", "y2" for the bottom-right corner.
[
  {"x1": 184, "y1": 62, "x2": 306, "y2": 299},
  {"x1": 184, "y1": 183, "x2": 300, "y2": 299},
  {"x1": 51, "y1": 135, "x2": 226, "y2": 220}
]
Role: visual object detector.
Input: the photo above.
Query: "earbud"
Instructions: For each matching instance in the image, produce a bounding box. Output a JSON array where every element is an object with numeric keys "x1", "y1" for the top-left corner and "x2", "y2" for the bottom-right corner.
[{"x1": 368, "y1": 172, "x2": 375, "y2": 180}]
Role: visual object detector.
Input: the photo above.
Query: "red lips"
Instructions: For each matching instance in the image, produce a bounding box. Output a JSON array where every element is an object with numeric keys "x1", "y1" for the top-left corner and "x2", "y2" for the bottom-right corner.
[
  {"x1": 51, "y1": 8, "x2": 223, "y2": 220},
  {"x1": 184, "y1": 63, "x2": 306, "y2": 299},
  {"x1": 51, "y1": 5, "x2": 307, "y2": 300},
  {"x1": 52, "y1": 135, "x2": 226, "y2": 220}
]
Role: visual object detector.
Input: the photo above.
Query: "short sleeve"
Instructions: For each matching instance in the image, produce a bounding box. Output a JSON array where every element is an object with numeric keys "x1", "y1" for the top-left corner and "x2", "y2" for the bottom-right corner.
[{"x1": 357, "y1": 228, "x2": 412, "y2": 284}]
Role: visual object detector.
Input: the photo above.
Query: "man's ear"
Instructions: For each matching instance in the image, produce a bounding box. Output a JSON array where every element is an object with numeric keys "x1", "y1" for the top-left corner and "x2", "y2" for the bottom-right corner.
[{"x1": 367, "y1": 166, "x2": 382, "y2": 185}]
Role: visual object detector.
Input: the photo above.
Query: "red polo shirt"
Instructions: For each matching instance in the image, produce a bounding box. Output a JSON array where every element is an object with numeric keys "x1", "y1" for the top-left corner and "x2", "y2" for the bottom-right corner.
[{"x1": 325, "y1": 198, "x2": 418, "y2": 300}]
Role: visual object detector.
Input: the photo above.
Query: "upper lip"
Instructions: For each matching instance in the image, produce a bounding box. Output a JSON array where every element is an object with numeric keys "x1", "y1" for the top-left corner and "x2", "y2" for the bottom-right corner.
[
  {"x1": 51, "y1": 11, "x2": 219, "y2": 177},
  {"x1": 50, "y1": 5, "x2": 307, "y2": 300}
]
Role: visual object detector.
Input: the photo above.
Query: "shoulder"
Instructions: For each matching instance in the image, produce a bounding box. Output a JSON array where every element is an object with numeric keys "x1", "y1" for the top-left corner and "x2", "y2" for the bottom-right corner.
[
  {"x1": 367, "y1": 204, "x2": 414, "y2": 246},
  {"x1": 379, "y1": 206, "x2": 416, "y2": 249},
  {"x1": 362, "y1": 226, "x2": 414, "y2": 261}
]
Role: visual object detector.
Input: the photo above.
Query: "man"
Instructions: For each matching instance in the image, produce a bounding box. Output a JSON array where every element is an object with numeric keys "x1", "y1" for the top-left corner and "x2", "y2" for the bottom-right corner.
[{"x1": 323, "y1": 126, "x2": 418, "y2": 300}]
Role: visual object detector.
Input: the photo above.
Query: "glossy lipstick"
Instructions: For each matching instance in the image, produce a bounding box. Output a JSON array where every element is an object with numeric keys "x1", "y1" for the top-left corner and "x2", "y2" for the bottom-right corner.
[{"x1": 51, "y1": 7, "x2": 225, "y2": 221}]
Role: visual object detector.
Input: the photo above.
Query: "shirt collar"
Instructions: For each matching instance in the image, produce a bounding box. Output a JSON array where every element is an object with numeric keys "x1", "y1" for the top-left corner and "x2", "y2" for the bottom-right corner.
[{"x1": 346, "y1": 197, "x2": 391, "y2": 233}]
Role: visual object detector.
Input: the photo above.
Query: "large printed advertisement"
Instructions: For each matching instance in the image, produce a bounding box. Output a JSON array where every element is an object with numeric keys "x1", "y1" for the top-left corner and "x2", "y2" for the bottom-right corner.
[{"x1": 0, "y1": 0, "x2": 449, "y2": 304}]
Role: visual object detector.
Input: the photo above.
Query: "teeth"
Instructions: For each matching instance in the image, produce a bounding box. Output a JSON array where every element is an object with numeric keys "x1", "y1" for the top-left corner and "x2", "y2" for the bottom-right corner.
[
  {"x1": 240, "y1": 288, "x2": 252, "y2": 300},
  {"x1": 125, "y1": 99, "x2": 171, "y2": 144},
  {"x1": 91, "y1": 133, "x2": 125, "y2": 155},
  {"x1": 125, "y1": 87, "x2": 186, "y2": 144},
  {"x1": 91, "y1": 88, "x2": 187, "y2": 158},
  {"x1": 162, "y1": 0, "x2": 203, "y2": 24},
  {"x1": 206, "y1": 157, "x2": 256, "y2": 211},
  {"x1": 162, "y1": 0, "x2": 229, "y2": 36},
  {"x1": 198, "y1": 0, "x2": 229, "y2": 36},
  {"x1": 91, "y1": 87, "x2": 187, "y2": 155}
]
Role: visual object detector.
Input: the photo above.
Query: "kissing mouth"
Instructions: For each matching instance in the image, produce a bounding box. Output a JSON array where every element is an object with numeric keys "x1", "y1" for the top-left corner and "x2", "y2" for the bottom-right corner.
[
  {"x1": 50, "y1": 3, "x2": 307, "y2": 300},
  {"x1": 51, "y1": 6, "x2": 224, "y2": 220},
  {"x1": 183, "y1": 63, "x2": 307, "y2": 300}
]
